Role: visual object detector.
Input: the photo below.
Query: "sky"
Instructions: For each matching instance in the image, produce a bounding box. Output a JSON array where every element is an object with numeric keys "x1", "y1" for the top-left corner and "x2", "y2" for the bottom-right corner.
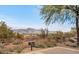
[{"x1": 0, "y1": 5, "x2": 75, "y2": 32}]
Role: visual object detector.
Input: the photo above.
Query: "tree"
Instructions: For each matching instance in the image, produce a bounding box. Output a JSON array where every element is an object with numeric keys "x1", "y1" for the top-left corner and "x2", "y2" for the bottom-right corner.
[
  {"x1": 45, "y1": 26, "x2": 49, "y2": 38},
  {"x1": 16, "y1": 33, "x2": 24, "y2": 39},
  {"x1": 40, "y1": 5, "x2": 79, "y2": 46},
  {"x1": 40, "y1": 29, "x2": 46, "y2": 39},
  {"x1": 0, "y1": 21, "x2": 14, "y2": 43}
]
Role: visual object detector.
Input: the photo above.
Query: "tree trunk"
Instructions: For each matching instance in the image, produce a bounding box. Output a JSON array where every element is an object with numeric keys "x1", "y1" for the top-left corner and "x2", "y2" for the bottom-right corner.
[{"x1": 76, "y1": 11, "x2": 79, "y2": 46}]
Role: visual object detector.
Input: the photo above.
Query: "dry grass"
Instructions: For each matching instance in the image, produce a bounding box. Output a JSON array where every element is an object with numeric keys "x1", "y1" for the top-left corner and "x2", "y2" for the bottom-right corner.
[
  {"x1": 35, "y1": 39, "x2": 57, "y2": 48},
  {"x1": 0, "y1": 41, "x2": 29, "y2": 53},
  {"x1": 4, "y1": 43, "x2": 16, "y2": 52},
  {"x1": 0, "y1": 35, "x2": 57, "y2": 53}
]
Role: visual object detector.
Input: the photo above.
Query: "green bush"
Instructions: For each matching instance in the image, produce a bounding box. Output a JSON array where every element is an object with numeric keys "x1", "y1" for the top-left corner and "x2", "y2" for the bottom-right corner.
[
  {"x1": 46, "y1": 43, "x2": 56, "y2": 47},
  {"x1": 15, "y1": 46, "x2": 24, "y2": 53},
  {"x1": 35, "y1": 44, "x2": 45, "y2": 48},
  {"x1": 0, "y1": 21, "x2": 15, "y2": 43}
]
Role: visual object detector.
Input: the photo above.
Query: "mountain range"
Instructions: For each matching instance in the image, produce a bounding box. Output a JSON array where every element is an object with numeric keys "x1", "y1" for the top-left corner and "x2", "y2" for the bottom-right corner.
[{"x1": 13, "y1": 28, "x2": 41, "y2": 34}]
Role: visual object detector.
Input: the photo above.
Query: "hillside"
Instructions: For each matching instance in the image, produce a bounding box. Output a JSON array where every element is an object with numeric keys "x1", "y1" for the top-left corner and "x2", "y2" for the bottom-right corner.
[{"x1": 13, "y1": 28, "x2": 41, "y2": 34}]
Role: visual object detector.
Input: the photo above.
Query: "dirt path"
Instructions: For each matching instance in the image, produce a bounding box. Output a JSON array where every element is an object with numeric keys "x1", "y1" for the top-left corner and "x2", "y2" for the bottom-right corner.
[{"x1": 26, "y1": 46, "x2": 79, "y2": 54}]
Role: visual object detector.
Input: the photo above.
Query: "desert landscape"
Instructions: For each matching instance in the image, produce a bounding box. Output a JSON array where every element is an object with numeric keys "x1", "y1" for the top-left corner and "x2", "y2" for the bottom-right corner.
[{"x1": 0, "y1": 5, "x2": 79, "y2": 54}]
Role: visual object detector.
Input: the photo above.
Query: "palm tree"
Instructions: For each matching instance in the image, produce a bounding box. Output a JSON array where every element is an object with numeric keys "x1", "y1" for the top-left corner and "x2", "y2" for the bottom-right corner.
[{"x1": 40, "y1": 5, "x2": 79, "y2": 46}]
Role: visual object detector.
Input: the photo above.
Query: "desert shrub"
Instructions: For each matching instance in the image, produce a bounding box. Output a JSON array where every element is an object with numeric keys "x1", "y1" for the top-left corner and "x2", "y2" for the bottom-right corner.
[
  {"x1": 35, "y1": 43, "x2": 56, "y2": 48},
  {"x1": 16, "y1": 33, "x2": 24, "y2": 39},
  {"x1": 46, "y1": 43, "x2": 56, "y2": 47},
  {"x1": 35, "y1": 41, "x2": 56, "y2": 48},
  {"x1": 66, "y1": 44, "x2": 69, "y2": 46},
  {"x1": 15, "y1": 46, "x2": 24, "y2": 53},
  {"x1": 13, "y1": 42, "x2": 28, "y2": 53},
  {"x1": 0, "y1": 42, "x2": 27, "y2": 54},
  {"x1": 13, "y1": 39, "x2": 23, "y2": 45},
  {"x1": 40, "y1": 29, "x2": 45, "y2": 39},
  {"x1": 18, "y1": 42, "x2": 28, "y2": 49},
  {"x1": 69, "y1": 39, "x2": 75, "y2": 43},
  {"x1": 35, "y1": 44, "x2": 45, "y2": 48},
  {"x1": 35, "y1": 38, "x2": 57, "y2": 48},
  {"x1": 0, "y1": 21, "x2": 15, "y2": 43},
  {"x1": 71, "y1": 45, "x2": 77, "y2": 47},
  {"x1": 0, "y1": 48, "x2": 12, "y2": 54},
  {"x1": 0, "y1": 43, "x2": 4, "y2": 48},
  {"x1": 4, "y1": 44, "x2": 16, "y2": 52},
  {"x1": 0, "y1": 50, "x2": 7, "y2": 54}
]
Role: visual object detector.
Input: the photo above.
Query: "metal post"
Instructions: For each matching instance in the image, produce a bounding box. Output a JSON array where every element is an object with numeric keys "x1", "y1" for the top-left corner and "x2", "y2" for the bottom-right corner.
[{"x1": 31, "y1": 44, "x2": 33, "y2": 51}]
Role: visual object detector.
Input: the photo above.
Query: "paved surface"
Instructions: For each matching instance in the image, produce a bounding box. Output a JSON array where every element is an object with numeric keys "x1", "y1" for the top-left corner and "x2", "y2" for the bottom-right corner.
[{"x1": 27, "y1": 47, "x2": 79, "y2": 54}]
